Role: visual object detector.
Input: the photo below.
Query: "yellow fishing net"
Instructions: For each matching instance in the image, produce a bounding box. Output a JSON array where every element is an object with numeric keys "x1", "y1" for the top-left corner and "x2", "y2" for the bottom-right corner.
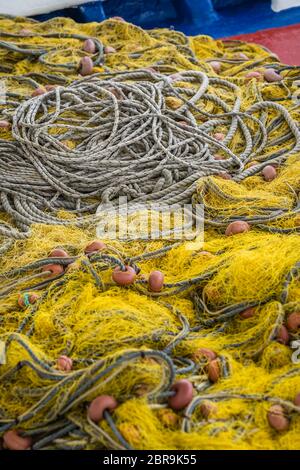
[
  {"x1": 0, "y1": 15, "x2": 299, "y2": 451},
  {"x1": 0, "y1": 16, "x2": 298, "y2": 99}
]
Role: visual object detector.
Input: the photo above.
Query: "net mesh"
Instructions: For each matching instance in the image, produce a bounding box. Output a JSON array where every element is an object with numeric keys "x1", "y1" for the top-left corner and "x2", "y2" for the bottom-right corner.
[{"x1": 0, "y1": 16, "x2": 299, "y2": 451}]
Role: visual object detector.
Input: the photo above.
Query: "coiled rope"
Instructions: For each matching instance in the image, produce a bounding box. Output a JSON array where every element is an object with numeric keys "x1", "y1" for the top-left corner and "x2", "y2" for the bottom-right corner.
[{"x1": 0, "y1": 69, "x2": 299, "y2": 248}]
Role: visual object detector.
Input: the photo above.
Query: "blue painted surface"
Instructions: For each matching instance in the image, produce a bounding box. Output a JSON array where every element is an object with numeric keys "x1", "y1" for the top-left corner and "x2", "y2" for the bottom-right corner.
[
  {"x1": 34, "y1": 1, "x2": 106, "y2": 23},
  {"x1": 33, "y1": 0, "x2": 300, "y2": 38},
  {"x1": 213, "y1": 0, "x2": 248, "y2": 8},
  {"x1": 183, "y1": 1, "x2": 300, "y2": 37}
]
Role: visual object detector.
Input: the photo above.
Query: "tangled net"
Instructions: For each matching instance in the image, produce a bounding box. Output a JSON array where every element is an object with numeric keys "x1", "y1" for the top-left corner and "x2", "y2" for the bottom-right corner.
[
  {"x1": 0, "y1": 15, "x2": 299, "y2": 107},
  {"x1": 0, "y1": 224, "x2": 299, "y2": 450},
  {"x1": 0, "y1": 15, "x2": 299, "y2": 451}
]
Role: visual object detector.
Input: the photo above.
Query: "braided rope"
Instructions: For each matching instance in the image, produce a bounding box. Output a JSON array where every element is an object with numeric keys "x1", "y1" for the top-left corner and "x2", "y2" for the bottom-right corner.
[{"x1": 0, "y1": 69, "x2": 299, "y2": 249}]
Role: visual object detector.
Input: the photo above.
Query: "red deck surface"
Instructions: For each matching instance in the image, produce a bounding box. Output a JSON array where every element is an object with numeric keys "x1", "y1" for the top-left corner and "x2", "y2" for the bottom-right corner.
[{"x1": 227, "y1": 23, "x2": 300, "y2": 66}]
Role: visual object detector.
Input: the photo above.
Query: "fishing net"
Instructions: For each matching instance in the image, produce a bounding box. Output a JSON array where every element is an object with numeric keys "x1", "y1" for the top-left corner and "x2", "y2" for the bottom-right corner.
[{"x1": 0, "y1": 15, "x2": 299, "y2": 451}]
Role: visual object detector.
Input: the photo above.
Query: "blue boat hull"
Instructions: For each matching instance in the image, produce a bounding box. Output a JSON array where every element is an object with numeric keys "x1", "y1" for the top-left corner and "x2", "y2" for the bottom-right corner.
[{"x1": 33, "y1": 0, "x2": 300, "y2": 38}]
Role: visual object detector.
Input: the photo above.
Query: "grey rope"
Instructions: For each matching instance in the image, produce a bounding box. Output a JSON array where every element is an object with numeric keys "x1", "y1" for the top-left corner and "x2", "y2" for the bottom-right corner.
[{"x1": 0, "y1": 69, "x2": 299, "y2": 251}]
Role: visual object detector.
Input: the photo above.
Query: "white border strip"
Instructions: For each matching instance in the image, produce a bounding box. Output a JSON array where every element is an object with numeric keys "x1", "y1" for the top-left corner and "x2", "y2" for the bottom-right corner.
[
  {"x1": 0, "y1": 0, "x2": 92, "y2": 17},
  {"x1": 272, "y1": 0, "x2": 300, "y2": 12}
]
